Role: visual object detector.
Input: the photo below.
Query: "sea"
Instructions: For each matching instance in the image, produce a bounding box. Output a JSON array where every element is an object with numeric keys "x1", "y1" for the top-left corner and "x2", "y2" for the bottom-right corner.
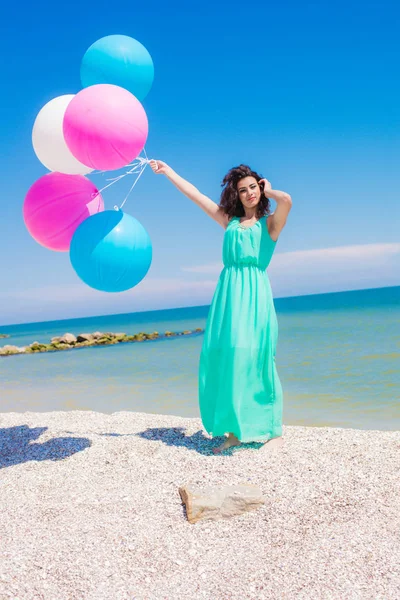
[{"x1": 1, "y1": 285, "x2": 399, "y2": 431}]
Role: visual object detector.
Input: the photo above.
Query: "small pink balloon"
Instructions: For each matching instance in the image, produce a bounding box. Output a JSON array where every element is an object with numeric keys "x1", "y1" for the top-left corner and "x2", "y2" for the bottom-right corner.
[
  {"x1": 23, "y1": 172, "x2": 104, "y2": 252},
  {"x1": 63, "y1": 84, "x2": 148, "y2": 171}
]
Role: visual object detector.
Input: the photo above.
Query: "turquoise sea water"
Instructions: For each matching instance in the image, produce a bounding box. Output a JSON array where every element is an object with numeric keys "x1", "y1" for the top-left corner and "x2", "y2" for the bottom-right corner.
[{"x1": 1, "y1": 285, "x2": 399, "y2": 431}]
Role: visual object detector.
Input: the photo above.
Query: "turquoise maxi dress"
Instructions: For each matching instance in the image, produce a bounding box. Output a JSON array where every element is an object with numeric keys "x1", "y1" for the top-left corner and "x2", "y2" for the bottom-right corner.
[{"x1": 198, "y1": 215, "x2": 283, "y2": 443}]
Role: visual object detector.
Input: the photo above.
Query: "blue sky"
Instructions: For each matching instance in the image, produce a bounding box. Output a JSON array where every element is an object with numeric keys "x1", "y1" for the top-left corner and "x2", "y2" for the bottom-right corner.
[{"x1": 0, "y1": 0, "x2": 399, "y2": 325}]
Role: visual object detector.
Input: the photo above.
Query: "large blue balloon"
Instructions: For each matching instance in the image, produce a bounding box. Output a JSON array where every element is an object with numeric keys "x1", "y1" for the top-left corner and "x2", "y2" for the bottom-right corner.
[
  {"x1": 70, "y1": 210, "x2": 152, "y2": 293},
  {"x1": 80, "y1": 35, "x2": 154, "y2": 102}
]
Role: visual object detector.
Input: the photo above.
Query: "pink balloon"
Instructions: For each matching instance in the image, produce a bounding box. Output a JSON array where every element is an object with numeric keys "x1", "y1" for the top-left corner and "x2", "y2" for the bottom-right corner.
[
  {"x1": 63, "y1": 84, "x2": 148, "y2": 171},
  {"x1": 23, "y1": 172, "x2": 104, "y2": 252}
]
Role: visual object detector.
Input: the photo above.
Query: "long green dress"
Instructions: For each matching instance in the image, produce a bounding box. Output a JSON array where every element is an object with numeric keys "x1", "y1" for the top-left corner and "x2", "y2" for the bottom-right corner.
[{"x1": 198, "y1": 215, "x2": 283, "y2": 443}]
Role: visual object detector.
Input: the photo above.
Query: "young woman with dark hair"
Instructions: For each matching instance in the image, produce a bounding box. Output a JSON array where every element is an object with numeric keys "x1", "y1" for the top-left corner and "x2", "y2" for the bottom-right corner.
[{"x1": 149, "y1": 160, "x2": 292, "y2": 454}]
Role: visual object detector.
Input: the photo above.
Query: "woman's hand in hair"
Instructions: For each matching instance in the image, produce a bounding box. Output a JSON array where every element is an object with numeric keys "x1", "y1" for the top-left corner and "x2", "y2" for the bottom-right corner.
[{"x1": 259, "y1": 178, "x2": 272, "y2": 197}]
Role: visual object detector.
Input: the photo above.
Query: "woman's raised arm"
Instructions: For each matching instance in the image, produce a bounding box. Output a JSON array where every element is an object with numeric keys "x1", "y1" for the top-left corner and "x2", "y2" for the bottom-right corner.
[{"x1": 149, "y1": 159, "x2": 228, "y2": 229}]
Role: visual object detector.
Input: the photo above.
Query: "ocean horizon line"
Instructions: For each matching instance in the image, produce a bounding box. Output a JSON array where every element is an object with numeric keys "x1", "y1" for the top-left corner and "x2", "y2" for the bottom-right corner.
[{"x1": 1, "y1": 283, "x2": 399, "y2": 330}]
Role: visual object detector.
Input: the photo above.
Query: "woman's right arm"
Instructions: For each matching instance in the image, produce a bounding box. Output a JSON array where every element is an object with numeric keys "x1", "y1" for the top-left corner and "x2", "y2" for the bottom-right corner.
[{"x1": 149, "y1": 159, "x2": 229, "y2": 229}]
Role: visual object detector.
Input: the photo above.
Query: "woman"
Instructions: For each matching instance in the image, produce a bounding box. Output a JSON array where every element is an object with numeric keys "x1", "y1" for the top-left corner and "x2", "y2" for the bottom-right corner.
[{"x1": 149, "y1": 160, "x2": 292, "y2": 454}]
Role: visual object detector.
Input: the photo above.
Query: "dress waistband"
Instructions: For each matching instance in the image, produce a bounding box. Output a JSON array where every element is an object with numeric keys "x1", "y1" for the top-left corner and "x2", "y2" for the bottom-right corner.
[{"x1": 223, "y1": 264, "x2": 267, "y2": 271}]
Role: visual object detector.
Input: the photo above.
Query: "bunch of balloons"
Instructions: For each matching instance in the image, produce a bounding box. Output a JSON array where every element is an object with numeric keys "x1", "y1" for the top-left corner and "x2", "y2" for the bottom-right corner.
[{"x1": 24, "y1": 35, "x2": 154, "y2": 293}]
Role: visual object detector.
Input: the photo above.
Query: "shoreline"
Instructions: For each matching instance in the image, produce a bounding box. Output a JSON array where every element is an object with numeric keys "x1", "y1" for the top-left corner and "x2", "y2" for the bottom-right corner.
[{"x1": 1, "y1": 410, "x2": 399, "y2": 599}]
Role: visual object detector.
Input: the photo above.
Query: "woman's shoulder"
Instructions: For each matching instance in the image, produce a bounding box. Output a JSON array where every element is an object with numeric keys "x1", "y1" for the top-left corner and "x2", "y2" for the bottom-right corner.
[{"x1": 225, "y1": 215, "x2": 238, "y2": 227}]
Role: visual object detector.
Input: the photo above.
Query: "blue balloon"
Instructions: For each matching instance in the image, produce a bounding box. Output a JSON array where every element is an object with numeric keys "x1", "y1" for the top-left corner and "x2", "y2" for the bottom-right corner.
[
  {"x1": 80, "y1": 35, "x2": 154, "y2": 102},
  {"x1": 70, "y1": 210, "x2": 152, "y2": 293}
]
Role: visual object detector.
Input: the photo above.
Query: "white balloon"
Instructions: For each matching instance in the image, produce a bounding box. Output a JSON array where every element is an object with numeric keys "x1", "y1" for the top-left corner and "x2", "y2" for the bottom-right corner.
[{"x1": 32, "y1": 95, "x2": 93, "y2": 175}]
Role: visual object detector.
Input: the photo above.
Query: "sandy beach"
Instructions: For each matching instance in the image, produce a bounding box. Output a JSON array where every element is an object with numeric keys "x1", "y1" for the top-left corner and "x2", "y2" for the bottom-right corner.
[{"x1": 0, "y1": 410, "x2": 399, "y2": 599}]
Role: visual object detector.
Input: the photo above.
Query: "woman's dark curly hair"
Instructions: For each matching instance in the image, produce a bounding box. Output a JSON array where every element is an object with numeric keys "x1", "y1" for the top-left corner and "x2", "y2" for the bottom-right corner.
[{"x1": 219, "y1": 164, "x2": 271, "y2": 219}]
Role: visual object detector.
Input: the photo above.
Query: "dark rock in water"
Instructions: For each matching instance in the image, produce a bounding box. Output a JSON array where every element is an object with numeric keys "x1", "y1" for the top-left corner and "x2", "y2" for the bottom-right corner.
[
  {"x1": 51, "y1": 333, "x2": 77, "y2": 345},
  {"x1": 59, "y1": 333, "x2": 77, "y2": 345},
  {"x1": 76, "y1": 333, "x2": 95, "y2": 343},
  {"x1": 75, "y1": 339, "x2": 97, "y2": 348},
  {"x1": 113, "y1": 333, "x2": 127, "y2": 341},
  {"x1": 146, "y1": 332, "x2": 159, "y2": 340},
  {"x1": 92, "y1": 332, "x2": 105, "y2": 339},
  {"x1": 29, "y1": 342, "x2": 51, "y2": 353},
  {"x1": 0, "y1": 344, "x2": 25, "y2": 356},
  {"x1": 96, "y1": 335, "x2": 118, "y2": 344},
  {"x1": 0, "y1": 333, "x2": 10, "y2": 339},
  {"x1": 49, "y1": 343, "x2": 71, "y2": 351}
]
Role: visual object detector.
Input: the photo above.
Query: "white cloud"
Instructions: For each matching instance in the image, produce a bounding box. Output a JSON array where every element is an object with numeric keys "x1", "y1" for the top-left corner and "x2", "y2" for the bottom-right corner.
[
  {"x1": 180, "y1": 243, "x2": 400, "y2": 297},
  {"x1": 1, "y1": 243, "x2": 399, "y2": 324},
  {"x1": 273, "y1": 243, "x2": 400, "y2": 264},
  {"x1": 269, "y1": 243, "x2": 400, "y2": 295},
  {"x1": 181, "y1": 243, "x2": 400, "y2": 274}
]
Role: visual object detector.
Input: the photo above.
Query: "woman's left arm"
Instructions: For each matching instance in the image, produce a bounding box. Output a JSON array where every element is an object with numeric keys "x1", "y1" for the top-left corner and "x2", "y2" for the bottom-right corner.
[{"x1": 259, "y1": 179, "x2": 292, "y2": 236}]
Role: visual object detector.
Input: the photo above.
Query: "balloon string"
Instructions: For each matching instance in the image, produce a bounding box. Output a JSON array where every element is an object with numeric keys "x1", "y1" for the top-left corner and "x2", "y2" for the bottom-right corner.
[
  {"x1": 95, "y1": 173, "x2": 126, "y2": 195},
  {"x1": 117, "y1": 161, "x2": 147, "y2": 211},
  {"x1": 91, "y1": 148, "x2": 151, "y2": 209}
]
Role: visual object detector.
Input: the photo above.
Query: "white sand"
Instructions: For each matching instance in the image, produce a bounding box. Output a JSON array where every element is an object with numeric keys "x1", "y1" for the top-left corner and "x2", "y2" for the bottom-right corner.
[{"x1": 0, "y1": 410, "x2": 399, "y2": 600}]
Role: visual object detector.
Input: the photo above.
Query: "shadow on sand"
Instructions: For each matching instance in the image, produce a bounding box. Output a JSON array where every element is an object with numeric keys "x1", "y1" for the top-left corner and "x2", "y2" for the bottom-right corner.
[
  {"x1": 0, "y1": 425, "x2": 91, "y2": 469},
  {"x1": 97, "y1": 426, "x2": 265, "y2": 456}
]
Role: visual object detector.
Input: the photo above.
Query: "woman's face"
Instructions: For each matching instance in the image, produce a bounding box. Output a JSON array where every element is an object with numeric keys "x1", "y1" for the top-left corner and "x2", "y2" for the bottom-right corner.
[{"x1": 237, "y1": 176, "x2": 261, "y2": 209}]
